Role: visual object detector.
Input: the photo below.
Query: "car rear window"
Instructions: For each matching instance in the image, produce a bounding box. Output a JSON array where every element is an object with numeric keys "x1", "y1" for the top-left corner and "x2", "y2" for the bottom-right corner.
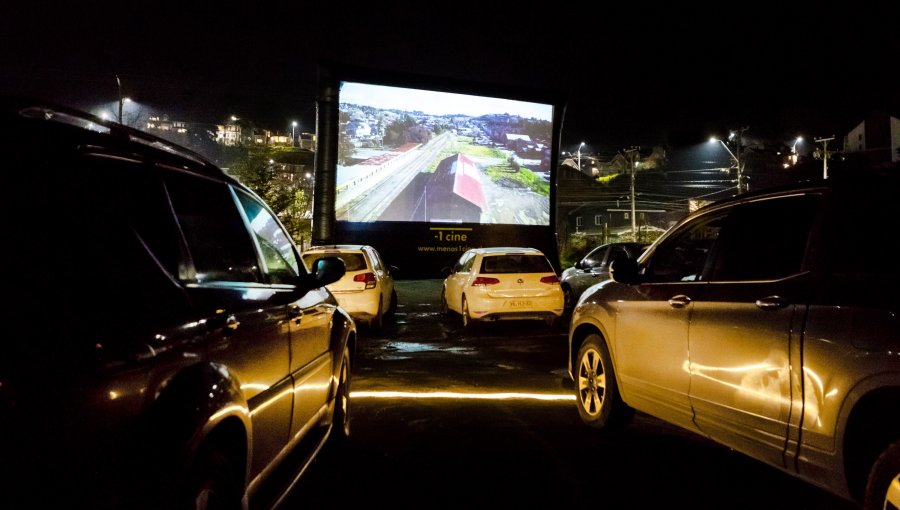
[
  {"x1": 303, "y1": 252, "x2": 368, "y2": 272},
  {"x1": 480, "y1": 254, "x2": 553, "y2": 274}
]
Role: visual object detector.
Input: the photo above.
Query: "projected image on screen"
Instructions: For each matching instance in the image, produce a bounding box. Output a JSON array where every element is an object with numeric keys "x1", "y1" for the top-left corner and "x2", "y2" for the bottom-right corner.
[{"x1": 336, "y1": 81, "x2": 555, "y2": 225}]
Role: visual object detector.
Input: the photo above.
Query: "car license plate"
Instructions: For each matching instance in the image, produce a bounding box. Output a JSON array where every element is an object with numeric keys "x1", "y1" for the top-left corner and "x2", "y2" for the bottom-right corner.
[{"x1": 507, "y1": 300, "x2": 532, "y2": 308}]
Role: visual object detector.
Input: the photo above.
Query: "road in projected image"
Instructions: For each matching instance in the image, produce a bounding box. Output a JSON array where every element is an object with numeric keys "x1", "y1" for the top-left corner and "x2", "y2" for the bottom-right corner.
[{"x1": 335, "y1": 132, "x2": 550, "y2": 225}]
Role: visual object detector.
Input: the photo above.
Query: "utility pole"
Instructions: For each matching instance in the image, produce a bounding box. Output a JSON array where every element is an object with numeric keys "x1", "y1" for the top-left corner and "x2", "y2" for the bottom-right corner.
[
  {"x1": 734, "y1": 126, "x2": 749, "y2": 194},
  {"x1": 116, "y1": 74, "x2": 124, "y2": 124},
  {"x1": 624, "y1": 146, "x2": 639, "y2": 238},
  {"x1": 815, "y1": 136, "x2": 835, "y2": 179}
]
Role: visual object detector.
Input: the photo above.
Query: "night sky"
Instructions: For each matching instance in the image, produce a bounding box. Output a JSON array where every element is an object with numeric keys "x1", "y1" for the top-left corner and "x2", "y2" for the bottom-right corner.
[{"x1": 2, "y1": 2, "x2": 897, "y2": 152}]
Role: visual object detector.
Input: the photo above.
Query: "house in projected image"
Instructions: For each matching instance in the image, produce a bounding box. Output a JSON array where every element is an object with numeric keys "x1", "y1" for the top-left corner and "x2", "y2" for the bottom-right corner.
[{"x1": 425, "y1": 153, "x2": 486, "y2": 223}]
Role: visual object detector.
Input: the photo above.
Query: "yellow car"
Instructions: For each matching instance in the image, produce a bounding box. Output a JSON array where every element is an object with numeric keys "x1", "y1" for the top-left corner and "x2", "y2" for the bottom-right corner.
[
  {"x1": 302, "y1": 244, "x2": 398, "y2": 330},
  {"x1": 441, "y1": 247, "x2": 564, "y2": 328}
]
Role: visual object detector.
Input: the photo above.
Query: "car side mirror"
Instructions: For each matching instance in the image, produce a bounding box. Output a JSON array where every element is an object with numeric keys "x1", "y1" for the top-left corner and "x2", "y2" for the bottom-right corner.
[
  {"x1": 441, "y1": 266, "x2": 453, "y2": 276},
  {"x1": 313, "y1": 256, "x2": 345, "y2": 287},
  {"x1": 610, "y1": 258, "x2": 641, "y2": 285},
  {"x1": 573, "y1": 260, "x2": 583, "y2": 270},
  {"x1": 389, "y1": 265, "x2": 400, "y2": 277}
]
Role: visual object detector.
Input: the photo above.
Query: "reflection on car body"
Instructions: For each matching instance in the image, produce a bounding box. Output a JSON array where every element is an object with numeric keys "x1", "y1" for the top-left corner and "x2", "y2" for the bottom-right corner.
[{"x1": 567, "y1": 175, "x2": 900, "y2": 510}]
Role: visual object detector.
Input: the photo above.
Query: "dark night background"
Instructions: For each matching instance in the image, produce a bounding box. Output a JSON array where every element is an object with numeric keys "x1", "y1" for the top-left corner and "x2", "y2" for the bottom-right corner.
[{"x1": 1, "y1": 2, "x2": 897, "y2": 151}]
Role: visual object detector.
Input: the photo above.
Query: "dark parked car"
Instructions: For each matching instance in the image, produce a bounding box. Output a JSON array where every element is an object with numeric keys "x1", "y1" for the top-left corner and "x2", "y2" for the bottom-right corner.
[
  {"x1": 0, "y1": 99, "x2": 357, "y2": 510},
  {"x1": 567, "y1": 175, "x2": 900, "y2": 510},
  {"x1": 560, "y1": 242, "x2": 648, "y2": 311}
]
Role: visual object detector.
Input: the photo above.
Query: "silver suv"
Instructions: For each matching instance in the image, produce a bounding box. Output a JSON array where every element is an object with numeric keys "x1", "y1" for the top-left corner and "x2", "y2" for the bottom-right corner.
[{"x1": 568, "y1": 175, "x2": 900, "y2": 510}]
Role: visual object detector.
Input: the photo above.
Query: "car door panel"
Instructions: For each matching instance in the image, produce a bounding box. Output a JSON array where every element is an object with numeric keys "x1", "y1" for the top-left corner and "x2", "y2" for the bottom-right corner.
[
  {"x1": 686, "y1": 193, "x2": 820, "y2": 468},
  {"x1": 688, "y1": 277, "x2": 808, "y2": 467},
  {"x1": 615, "y1": 282, "x2": 697, "y2": 430},
  {"x1": 288, "y1": 287, "x2": 336, "y2": 435}
]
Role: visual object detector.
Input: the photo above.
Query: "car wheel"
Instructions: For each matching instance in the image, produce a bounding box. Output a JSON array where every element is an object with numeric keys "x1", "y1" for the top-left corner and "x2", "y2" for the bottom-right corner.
[
  {"x1": 864, "y1": 440, "x2": 900, "y2": 510},
  {"x1": 388, "y1": 289, "x2": 398, "y2": 316},
  {"x1": 439, "y1": 288, "x2": 449, "y2": 315},
  {"x1": 461, "y1": 296, "x2": 475, "y2": 329},
  {"x1": 368, "y1": 296, "x2": 383, "y2": 330},
  {"x1": 177, "y1": 445, "x2": 243, "y2": 510},
  {"x1": 563, "y1": 286, "x2": 575, "y2": 313},
  {"x1": 331, "y1": 345, "x2": 352, "y2": 443},
  {"x1": 575, "y1": 333, "x2": 633, "y2": 429}
]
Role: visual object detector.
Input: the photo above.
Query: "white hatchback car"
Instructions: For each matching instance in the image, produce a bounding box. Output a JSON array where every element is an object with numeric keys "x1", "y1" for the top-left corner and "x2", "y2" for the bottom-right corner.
[
  {"x1": 302, "y1": 245, "x2": 397, "y2": 329},
  {"x1": 441, "y1": 247, "x2": 564, "y2": 328}
]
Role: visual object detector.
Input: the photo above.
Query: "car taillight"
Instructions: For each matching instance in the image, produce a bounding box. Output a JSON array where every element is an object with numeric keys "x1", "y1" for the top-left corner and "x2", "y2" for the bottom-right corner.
[
  {"x1": 540, "y1": 275, "x2": 560, "y2": 284},
  {"x1": 353, "y1": 272, "x2": 377, "y2": 289},
  {"x1": 472, "y1": 277, "x2": 500, "y2": 286}
]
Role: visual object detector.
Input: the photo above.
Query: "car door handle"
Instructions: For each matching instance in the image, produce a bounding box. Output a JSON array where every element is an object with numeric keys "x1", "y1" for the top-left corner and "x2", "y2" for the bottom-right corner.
[
  {"x1": 755, "y1": 296, "x2": 788, "y2": 310},
  {"x1": 288, "y1": 304, "x2": 303, "y2": 324},
  {"x1": 217, "y1": 314, "x2": 239, "y2": 336},
  {"x1": 668, "y1": 295, "x2": 692, "y2": 308}
]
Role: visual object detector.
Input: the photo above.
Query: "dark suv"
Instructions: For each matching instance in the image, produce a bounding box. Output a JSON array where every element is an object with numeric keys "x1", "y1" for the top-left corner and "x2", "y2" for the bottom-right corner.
[
  {"x1": 0, "y1": 99, "x2": 356, "y2": 510},
  {"x1": 568, "y1": 174, "x2": 900, "y2": 510}
]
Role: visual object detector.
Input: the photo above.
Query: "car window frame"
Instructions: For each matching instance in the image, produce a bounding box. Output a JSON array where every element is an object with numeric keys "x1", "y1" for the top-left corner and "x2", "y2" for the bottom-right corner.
[
  {"x1": 640, "y1": 208, "x2": 730, "y2": 284},
  {"x1": 231, "y1": 186, "x2": 303, "y2": 285},
  {"x1": 705, "y1": 192, "x2": 822, "y2": 283}
]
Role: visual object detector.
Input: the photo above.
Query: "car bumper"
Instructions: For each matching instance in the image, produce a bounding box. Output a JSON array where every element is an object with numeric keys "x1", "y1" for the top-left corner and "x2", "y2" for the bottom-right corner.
[
  {"x1": 466, "y1": 293, "x2": 564, "y2": 322},
  {"x1": 331, "y1": 289, "x2": 381, "y2": 319}
]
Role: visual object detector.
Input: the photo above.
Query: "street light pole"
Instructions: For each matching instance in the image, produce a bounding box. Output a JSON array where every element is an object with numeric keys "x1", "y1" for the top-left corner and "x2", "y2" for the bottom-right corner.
[
  {"x1": 292, "y1": 121, "x2": 298, "y2": 148},
  {"x1": 710, "y1": 126, "x2": 748, "y2": 194},
  {"x1": 790, "y1": 136, "x2": 803, "y2": 166},
  {"x1": 577, "y1": 142, "x2": 585, "y2": 173}
]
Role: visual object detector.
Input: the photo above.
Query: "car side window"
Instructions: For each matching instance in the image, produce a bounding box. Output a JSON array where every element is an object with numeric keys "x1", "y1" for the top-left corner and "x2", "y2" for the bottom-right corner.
[
  {"x1": 165, "y1": 172, "x2": 260, "y2": 283},
  {"x1": 460, "y1": 252, "x2": 476, "y2": 272},
  {"x1": 644, "y1": 211, "x2": 727, "y2": 283},
  {"x1": 454, "y1": 252, "x2": 474, "y2": 273},
  {"x1": 234, "y1": 190, "x2": 301, "y2": 284},
  {"x1": 367, "y1": 248, "x2": 384, "y2": 272},
  {"x1": 708, "y1": 194, "x2": 819, "y2": 282},
  {"x1": 582, "y1": 247, "x2": 608, "y2": 268}
]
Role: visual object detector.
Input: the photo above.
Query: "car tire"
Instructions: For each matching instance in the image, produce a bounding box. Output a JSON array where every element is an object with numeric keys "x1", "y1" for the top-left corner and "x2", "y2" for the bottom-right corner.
[
  {"x1": 331, "y1": 345, "x2": 352, "y2": 444},
  {"x1": 575, "y1": 333, "x2": 633, "y2": 429},
  {"x1": 864, "y1": 440, "x2": 900, "y2": 510},
  {"x1": 461, "y1": 296, "x2": 475, "y2": 330},
  {"x1": 368, "y1": 296, "x2": 383, "y2": 330},
  {"x1": 439, "y1": 288, "x2": 449, "y2": 315},
  {"x1": 563, "y1": 286, "x2": 575, "y2": 313},
  {"x1": 176, "y1": 444, "x2": 243, "y2": 510},
  {"x1": 388, "y1": 289, "x2": 398, "y2": 317}
]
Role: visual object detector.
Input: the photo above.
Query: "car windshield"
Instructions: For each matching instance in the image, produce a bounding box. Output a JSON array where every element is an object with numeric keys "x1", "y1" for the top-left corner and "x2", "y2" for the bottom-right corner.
[
  {"x1": 480, "y1": 254, "x2": 553, "y2": 274},
  {"x1": 303, "y1": 252, "x2": 367, "y2": 272}
]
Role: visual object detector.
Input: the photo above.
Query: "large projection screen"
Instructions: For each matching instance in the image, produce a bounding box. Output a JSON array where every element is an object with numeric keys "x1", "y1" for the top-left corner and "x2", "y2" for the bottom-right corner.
[{"x1": 314, "y1": 63, "x2": 566, "y2": 278}]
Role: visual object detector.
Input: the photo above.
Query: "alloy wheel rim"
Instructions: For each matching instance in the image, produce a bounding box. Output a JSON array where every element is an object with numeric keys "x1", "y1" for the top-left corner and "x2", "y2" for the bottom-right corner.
[
  {"x1": 578, "y1": 348, "x2": 606, "y2": 416},
  {"x1": 885, "y1": 470, "x2": 900, "y2": 510}
]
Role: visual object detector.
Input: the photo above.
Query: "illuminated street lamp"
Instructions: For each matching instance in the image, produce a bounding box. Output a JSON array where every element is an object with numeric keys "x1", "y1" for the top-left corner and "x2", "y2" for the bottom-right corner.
[
  {"x1": 292, "y1": 121, "x2": 298, "y2": 147},
  {"x1": 789, "y1": 136, "x2": 803, "y2": 167}
]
